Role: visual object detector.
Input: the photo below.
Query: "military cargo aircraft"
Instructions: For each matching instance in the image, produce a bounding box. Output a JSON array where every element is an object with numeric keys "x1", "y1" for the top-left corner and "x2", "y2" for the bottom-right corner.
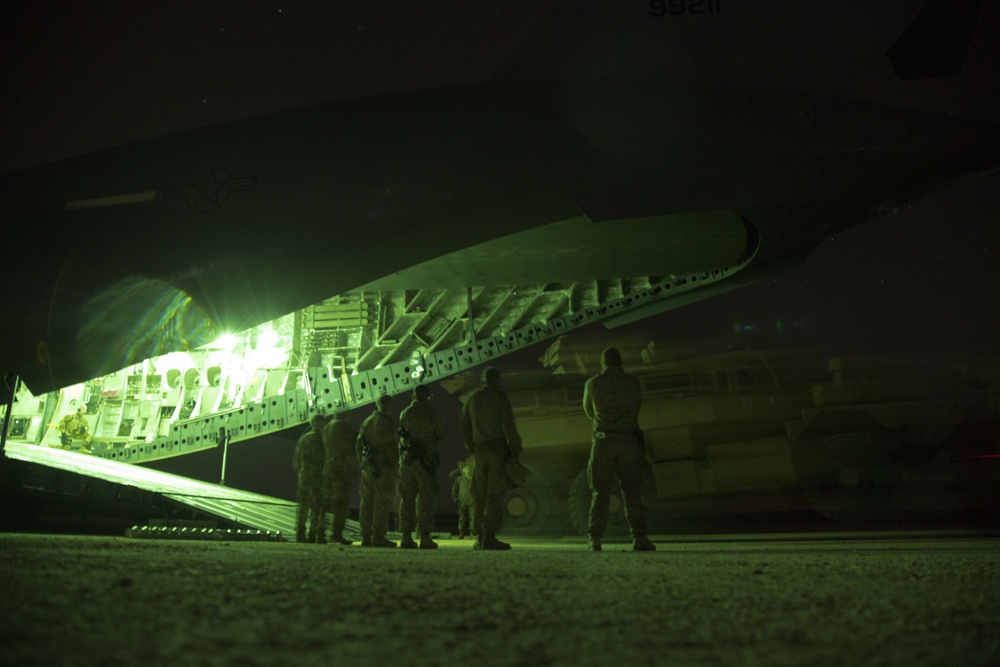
[
  {"x1": 1, "y1": 1, "x2": 998, "y2": 530},
  {"x1": 3, "y1": 0, "x2": 998, "y2": 396}
]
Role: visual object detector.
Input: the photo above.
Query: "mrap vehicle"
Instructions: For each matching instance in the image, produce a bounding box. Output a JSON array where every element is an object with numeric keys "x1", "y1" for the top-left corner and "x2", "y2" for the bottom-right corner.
[{"x1": 445, "y1": 335, "x2": 1000, "y2": 535}]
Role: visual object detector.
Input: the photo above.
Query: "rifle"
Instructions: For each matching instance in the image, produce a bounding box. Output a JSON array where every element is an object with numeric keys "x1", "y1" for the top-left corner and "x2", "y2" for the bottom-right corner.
[
  {"x1": 358, "y1": 434, "x2": 379, "y2": 491},
  {"x1": 635, "y1": 428, "x2": 653, "y2": 464},
  {"x1": 635, "y1": 429, "x2": 646, "y2": 453},
  {"x1": 398, "y1": 425, "x2": 435, "y2": 476}
]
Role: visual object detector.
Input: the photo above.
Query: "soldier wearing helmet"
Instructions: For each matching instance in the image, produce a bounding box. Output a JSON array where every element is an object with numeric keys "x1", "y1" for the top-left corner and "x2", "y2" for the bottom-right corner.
[
  {"x1": 357, "y1": 394, "x2": 399, "y2": 548},
  {"x1": 293, "y1": 414, "x2": 329, "y2": 543},
  {"x1": 321, "y1": 411, "x2": 359, "y2": 545},
  {"x1": 58, "y1": 404, "x2": 93, "y2": 454},
  {"x1": 397, "y1": 384, "x2": 446, "y2": 549}
]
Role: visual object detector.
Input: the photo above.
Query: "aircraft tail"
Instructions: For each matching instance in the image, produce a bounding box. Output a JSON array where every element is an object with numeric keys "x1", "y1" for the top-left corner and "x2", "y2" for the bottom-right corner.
[{"x1": 888, "y1": 0, "x2": 987, "y2": 79}]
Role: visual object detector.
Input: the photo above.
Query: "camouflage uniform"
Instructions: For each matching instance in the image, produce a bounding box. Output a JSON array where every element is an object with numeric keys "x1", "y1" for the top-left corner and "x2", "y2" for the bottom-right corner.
[
  {"x1": 294, "y1": 415, "x2": 328, "y2": 543},
  {"x1": 449, "y1": 457, "x2": 475, "y2": 538},
  {"x1": 59, "y1": 407, "x2": 93, "y2": 453},
  {"x1": 461, "y1": 368, "x2": 522, "y2": 550},
  {"x1": 357, "y1": 397, "x2": 399, "y2": 547},
  {"x1": 321, "y1": 413, "x2": 358, "y2": 545},
  {"x1": 397, "y1": 387, "x2": 446, "y2": 548},
  {"x1": 582, "y1": 348, "x2": 653, "y2": 551}
]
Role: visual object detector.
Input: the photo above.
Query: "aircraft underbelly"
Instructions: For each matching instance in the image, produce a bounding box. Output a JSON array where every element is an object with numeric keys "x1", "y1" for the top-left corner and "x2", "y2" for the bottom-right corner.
[{"x1": 362, "y1": 211, "x2": 747, "y2": 289}]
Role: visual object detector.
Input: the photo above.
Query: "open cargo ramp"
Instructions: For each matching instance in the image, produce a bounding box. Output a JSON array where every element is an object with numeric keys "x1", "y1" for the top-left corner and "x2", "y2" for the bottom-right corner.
[{"x1": 1, "y1": 441, "x2": 361, "y2": 540}]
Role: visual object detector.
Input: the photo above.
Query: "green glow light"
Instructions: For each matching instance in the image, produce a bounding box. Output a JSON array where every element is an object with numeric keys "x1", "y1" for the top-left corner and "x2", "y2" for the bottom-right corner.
[{"x1": 214, "y1": 334, "x2": 239, "y2": 352}]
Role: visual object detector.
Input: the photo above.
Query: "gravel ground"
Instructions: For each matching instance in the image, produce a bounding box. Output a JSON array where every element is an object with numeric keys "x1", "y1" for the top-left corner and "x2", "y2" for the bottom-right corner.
[{"x1": 2, "y1": 533, "x2": 998, "y2": 666}]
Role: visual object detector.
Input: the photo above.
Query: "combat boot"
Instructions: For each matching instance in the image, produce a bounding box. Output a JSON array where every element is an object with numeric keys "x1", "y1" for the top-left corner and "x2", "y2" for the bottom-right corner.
[
  {"x1": 633, "y1": 534, "x2": 656, "y2": 552},
  {"x1": 399, "y1": 535, "x2": 418, "y2": 549},
  {"x1": 295, "y1": 507, "x2": 308, "y2": 543},
  {"x1": 331, "y1": 517, "x2": 351, "y2": 545},
  {"x1": 360, "y1": 536, "x2": 373, "y2": 547},
  {"x1": 419, "y1": 537, "x2": 438, "y2": 550},
  {"x1": 588, "y1": 537, "x2": 602, "y2": 552},
  {"x1": 482, "y1": 533, "x2": 512, "y2": 551},
  {"x1": 372, "y1": 535, "x2": 397, "y2": 548}
]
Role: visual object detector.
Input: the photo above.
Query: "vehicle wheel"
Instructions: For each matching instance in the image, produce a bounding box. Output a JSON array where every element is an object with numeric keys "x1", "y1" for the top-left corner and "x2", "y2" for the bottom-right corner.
[
  {"x1": 503, "y1": 482, "x2": 571, "y2": 536},
  {"x1": 567, "y1": 469, "x2": 630, "y2": 537},
  {"x1": 795, "y1": 433, "x2": 894, "y2": 523}
]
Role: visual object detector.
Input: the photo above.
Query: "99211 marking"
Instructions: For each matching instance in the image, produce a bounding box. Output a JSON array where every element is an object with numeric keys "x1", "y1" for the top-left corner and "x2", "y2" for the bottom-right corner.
[{"x1": 650, "y1": 0, "x2": 722, "y2": 16}]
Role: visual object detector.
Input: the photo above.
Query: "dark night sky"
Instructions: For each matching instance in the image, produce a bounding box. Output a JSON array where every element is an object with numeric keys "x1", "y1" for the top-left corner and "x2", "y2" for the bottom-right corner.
[
  {"x1": 0, "y1": 1, "x2": 561, "y2": 173},
  {"x1": 3, "y1": 2, "x2": 998, "y2": 499}
]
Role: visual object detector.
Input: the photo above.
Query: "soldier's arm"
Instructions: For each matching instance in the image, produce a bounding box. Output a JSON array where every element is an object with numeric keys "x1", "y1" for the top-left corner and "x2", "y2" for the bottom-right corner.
[
  {"x1": 500, "y1": 396, "x2": 523, "y2": 456},
  {"x1": 634, "y1": 376, "x2": 643, "y2": 422},
  {"x1": 354, "y1": 432, "x2": 365, "y2": 464},
  {"x1": 434, "y1": 412, "x2": 446, "y2": 443},
  {"x1": 582, "y1": 379, "x2": 595, "y2": 421},
  {"x1": 460, "y1": 402, "x2": 473, "y2": 452}
]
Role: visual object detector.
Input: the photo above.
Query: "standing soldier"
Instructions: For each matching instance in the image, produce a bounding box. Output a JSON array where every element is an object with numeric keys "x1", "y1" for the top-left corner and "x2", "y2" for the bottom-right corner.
[
  {"x1": 321, "y1": 412, "x2": 359, "y2": 545},
  {"x1": 461, "y1": 367, "x2": 522, "y2": 551},
  {"x1": 293, "y1": 415, "x2": 329, "y2": 543},
  {"x1": 356, "y1": 395, "x2": 399, "y2": 548},
  {"x1": 582, "y1": 347, "x2": 655, "y2": 552},
  {"x1": 449, "y1": 456, "x2": 475, "y2": 539},
  {"x1": 397, "y1": 385, "x2": 446, "y2": 549},
  {"x1": 58, "y1": 404, "x2": 93, "y2": 454}
]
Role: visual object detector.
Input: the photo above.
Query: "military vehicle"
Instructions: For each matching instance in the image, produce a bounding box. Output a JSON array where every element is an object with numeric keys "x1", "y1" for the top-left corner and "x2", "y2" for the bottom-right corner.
[{"x1": 445, "y1": 335, "x2": 1000, "y2": 535}]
